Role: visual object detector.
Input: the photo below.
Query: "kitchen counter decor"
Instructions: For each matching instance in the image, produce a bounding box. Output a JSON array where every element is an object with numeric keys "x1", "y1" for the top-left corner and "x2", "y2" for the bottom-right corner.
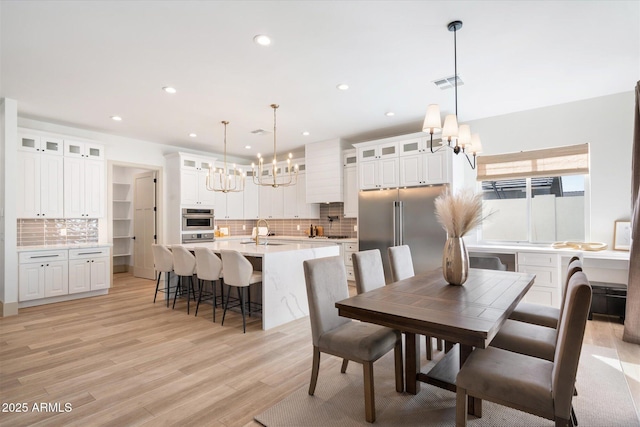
[{"x1": 435, "y1": 188, "x2": 485, "y2": 285}]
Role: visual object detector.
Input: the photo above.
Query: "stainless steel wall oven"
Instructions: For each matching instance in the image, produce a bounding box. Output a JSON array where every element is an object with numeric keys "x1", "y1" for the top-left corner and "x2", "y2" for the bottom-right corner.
[{"x1": 181, "y1": 208, "x2": 215, "y2": 231}]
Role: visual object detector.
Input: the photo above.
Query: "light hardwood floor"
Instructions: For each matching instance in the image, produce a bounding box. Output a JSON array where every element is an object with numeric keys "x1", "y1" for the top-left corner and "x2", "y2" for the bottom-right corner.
[{"x1": 1, "y1": 273, "x2": 638, "y2": 426}]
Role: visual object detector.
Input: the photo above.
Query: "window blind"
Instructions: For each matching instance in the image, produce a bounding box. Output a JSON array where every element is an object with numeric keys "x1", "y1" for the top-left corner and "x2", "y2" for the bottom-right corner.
[{"x1": 476, "y1": 143, "x2": 589, "y2": 181}]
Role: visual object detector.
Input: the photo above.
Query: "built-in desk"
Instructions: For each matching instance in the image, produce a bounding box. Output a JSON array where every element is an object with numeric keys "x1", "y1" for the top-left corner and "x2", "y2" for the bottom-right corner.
[{"x1": 467, "y1": 243, "x2": 629, "y2": 309}]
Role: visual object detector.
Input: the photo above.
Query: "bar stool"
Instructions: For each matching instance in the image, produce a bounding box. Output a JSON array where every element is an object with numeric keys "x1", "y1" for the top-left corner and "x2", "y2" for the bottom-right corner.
[
  {"x1": 194, "y1": 247, "x2": 223, "y2": 322},
  {"x1": 152, "y1": 244, "x2": 174, "y2": 307},
  {"x1": 220, "y1": 250, "x2": 262, "y2": 333},
  {"x1": 388, "y1": 245, "x2": 444, "y2": 360},
  {"x1": 171, "y1": 245, "x2": 197, "y2": 314}
]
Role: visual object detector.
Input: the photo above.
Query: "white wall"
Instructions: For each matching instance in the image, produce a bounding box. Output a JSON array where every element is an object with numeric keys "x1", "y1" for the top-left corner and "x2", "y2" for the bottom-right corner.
[
  {"x1": 1, "y1": 99, "x2": 19, "y2": 314},
  {"x1": 463, "y1": 91, "x2": 634, "y2": 246}
]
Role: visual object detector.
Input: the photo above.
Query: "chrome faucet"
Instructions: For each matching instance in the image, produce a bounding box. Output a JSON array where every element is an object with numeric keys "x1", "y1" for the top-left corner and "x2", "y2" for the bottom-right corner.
[{"x1": 255, "y1": 218, "x2": 270, "y2": 245}]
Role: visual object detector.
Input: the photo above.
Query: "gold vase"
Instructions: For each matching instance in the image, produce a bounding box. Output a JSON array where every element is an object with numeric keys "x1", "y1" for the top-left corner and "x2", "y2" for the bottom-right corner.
[{"x1": 442, "y1": 236, "x2": 469, "y2": 285}]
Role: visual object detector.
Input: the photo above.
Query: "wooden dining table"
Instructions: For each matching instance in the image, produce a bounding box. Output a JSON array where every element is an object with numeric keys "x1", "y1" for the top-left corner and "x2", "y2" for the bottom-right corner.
[{"x1": 335, "y1": 267, "x2": 535, "y2": 415}]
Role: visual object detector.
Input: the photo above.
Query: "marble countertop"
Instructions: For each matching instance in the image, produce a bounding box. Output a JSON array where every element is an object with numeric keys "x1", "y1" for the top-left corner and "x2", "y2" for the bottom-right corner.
[
  {"x1": 17, "y1": 243, "x2": 112, "y2": 252},
  {"x1": 174, "y1": 239, "x2": 338, "y2": 257}
]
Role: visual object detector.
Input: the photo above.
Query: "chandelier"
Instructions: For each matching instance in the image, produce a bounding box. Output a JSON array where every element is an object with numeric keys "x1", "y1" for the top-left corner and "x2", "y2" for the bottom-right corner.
[
  {"x1": 206, "y1": 120, "x2": 245, "y2": 193},
  {"x1": 422, "y1": 20, "x2": 483, "y2": 170},
  {"x1": 252, "y1": 104, "x2": 298, "y2": 188}
]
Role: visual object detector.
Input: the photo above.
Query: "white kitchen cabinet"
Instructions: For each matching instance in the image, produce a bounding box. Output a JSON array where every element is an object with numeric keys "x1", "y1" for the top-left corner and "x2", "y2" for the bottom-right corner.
[
  {"x1": 16, "y1": 151, "x2": 64, "y2": 218},
  {"x1": 243, "y1": 176, "x2": 260, "y2": 219},
  {"x1": 358, "y1": 156, "x2": 399, "y2": 190},
  {"x1": 63, "y1": 139, "x2": 105, "y2": 160},
  {"x1": 68, "y1": 247, "x2": 110, "y2": 293},
  {"x1": 517, "y1": 251, "x2": 561, "y2": 308},
  {"x1": 180, "y1": 156, "x2": 216, "y2": 207},
  {"x1": 64, "y1": 156, "x2": 105, "y2": 218},
  {"x1": 259, "y1": 183, "x2": 284, "y2": 219},
  {"x1": 398, "y1": 137, "x2": 450, "y2": 186},
  {"x1": 343, "y1": 150, "x2": 358, "y2": 218},
  {"x1": 214, "y1": 190, "x2": 244, "y2": 219},
  {"x1": 19, "y1": 250, "x2": 69, "y2": 301},
  {"x1": 18, "y1": 134, "x2": 64, "y2": 155},
  {"x1": 343, "y1": 241, "x2": 358, "y2": 281},
  {"x1": 284, "y1": 172, "x2": 320, "y2": 219}
]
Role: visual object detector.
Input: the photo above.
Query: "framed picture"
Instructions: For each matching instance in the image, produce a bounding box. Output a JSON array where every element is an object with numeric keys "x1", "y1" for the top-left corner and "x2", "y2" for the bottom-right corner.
[{"x1": 613, "y1": 220, "x2": 631, "y2": 251}]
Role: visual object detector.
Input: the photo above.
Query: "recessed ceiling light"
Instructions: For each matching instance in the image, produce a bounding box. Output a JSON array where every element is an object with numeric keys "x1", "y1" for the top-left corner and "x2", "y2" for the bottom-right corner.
[
  {"x1": 245, "y1": 145, "x2": 251, "y2": 149},
  {"x1": 111, "y1": 116, "x2": 122, "y2": 121},
  {"x1": 189, "y1": 133, "x2": 197, "y2": 138},
  {"x1": 385, "y1": 112, "x2": 395, "y2": 117},
  {"x1": 336, "y1": 83, "x2": 349, "y2": 91},
  {"x1": 163, "y1": 86, "x2": 177, "y2": 94},
  {"x1": 253, "y1": 34, "x2": 271, "y2": 46},
  {"x1": 302, "y1": 131, "x2": 310, "y2": 136}
]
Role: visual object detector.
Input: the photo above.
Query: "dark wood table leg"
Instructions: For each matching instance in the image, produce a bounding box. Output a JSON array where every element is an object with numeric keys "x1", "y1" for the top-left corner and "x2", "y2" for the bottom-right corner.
[
  {"x1": 405, "y1": 332, "x2": 420, "y2": 394},
  {"x1": 460, "y1": 344, "x2": 482, "y2": 417}
]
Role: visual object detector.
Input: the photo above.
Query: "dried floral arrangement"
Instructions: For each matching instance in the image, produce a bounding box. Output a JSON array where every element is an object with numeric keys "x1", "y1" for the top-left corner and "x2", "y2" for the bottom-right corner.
[{"x1": 435, "y1": 188, "x2": 486, "y2": 237}]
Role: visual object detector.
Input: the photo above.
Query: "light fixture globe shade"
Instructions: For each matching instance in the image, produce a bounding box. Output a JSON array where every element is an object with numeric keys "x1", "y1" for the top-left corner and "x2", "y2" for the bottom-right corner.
[
  {"x1": 441, "y1": 114, "x2": 459, "y2": 144},
  {"x1": 470, "y1": 133, "x2": 483, "y2": 154},
  {"x1": 457, "y1": 124, "x2": 471, "y2": 148},
  {"x1": 422, "y1": 104, "x2": 442, "y2": 134}
]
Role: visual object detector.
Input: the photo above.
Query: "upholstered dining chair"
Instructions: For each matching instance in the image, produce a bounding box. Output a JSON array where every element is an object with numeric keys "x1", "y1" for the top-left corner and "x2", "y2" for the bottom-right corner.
[
  {"x1": 152, "y1": 244, "x2": 174, "y2": 307},
  {"x1": 171, "y1": 245, "x2": 197, "y2": 314},
  {"x1": 194, "y1": 247, "x2": 223, "y2": 323},
  {"x1": 220, "y1": 249, "x2": 262, "y2": 333},
  {"x1": 469, "y1": 255, "x2": 507, "y2": 271},
  {"x1": 509, "y1": 256, "x2": 581, "y2": 328},
  {"x1": 456, "y1": 271, "x2": 592, "y2": 427},
  {"x1": 387, "y1": 245, "x2": 444, "y2": 361},
  {"x1": 491, "y1": 258, "x2": 584, "y2": 362},
  {"x1": 303, "y1": 255, "x2": 403, "y2": 423}
]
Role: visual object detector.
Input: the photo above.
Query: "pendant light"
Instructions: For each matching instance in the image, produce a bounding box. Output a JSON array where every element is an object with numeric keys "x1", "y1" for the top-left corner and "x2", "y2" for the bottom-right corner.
[
  {"x1": 252, "y1": 104, "x2": 298, "y2": 188},
  {"x1": 422, "y1": 20, "x2": 482, "y2": 169},
  {"x1": 206, "y1": 120, "x2": 245, "y2": 193}
]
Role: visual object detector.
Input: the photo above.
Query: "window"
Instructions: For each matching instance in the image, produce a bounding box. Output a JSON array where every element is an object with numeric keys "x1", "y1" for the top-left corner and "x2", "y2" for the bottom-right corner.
[{"x1": 477, "y1": 144, "x2": 589, "y2": 244}]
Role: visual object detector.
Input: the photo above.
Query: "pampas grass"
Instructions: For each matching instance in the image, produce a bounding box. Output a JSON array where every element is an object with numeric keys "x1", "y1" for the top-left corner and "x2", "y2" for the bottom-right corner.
[{"x1": 435, "y1": 188, "x2": 485, "y2": 237}]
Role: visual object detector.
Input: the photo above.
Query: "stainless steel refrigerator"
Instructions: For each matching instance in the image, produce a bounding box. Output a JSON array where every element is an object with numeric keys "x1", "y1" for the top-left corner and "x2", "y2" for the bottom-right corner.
[{"x1": 358, "y1": 185, "x2": 447, "y2": 283}]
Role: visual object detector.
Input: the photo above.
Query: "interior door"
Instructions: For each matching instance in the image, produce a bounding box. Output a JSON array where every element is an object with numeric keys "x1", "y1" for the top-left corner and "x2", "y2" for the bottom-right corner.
[{"x1": 133, "y1": 171, "x2": 157, "y2": 279}]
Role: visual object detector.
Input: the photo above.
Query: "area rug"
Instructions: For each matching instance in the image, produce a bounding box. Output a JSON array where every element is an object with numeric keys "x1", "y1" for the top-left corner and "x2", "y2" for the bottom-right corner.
[{"x1": 255, "y1": 344, "x2": 639, "y2": 426}]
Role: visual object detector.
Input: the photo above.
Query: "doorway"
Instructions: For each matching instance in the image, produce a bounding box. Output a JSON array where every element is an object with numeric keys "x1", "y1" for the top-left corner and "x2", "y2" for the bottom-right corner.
[{"x1": 110, "y1": 163, "x2": 161, "y2": 280}]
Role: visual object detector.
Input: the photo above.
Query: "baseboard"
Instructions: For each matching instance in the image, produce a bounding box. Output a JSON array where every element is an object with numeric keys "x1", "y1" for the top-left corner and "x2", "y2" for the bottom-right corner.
[{"x1": 0, "y1": 301, "x2": 19, "y2": 317}]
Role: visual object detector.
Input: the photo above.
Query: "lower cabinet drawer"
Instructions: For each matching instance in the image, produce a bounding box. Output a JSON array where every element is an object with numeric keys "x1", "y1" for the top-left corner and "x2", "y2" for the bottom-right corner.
[
  {"x1": 346, "y1": 266, "x2": 355, "y2": 281},
  {"x1": 523, "y1": 285, "x2": 560, "y2": 308},
  {"x1": 517, "y1": 265, "x2": 558, "y2": 288}
]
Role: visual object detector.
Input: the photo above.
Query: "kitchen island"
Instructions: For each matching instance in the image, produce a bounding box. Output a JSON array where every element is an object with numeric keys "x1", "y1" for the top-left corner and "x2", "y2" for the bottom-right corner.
[{"x1": 174, "y1": 240, "x2": 340, "y2": 330}]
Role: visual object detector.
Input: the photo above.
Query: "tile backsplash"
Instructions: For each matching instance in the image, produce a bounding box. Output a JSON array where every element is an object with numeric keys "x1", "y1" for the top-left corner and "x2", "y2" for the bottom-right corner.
[
  {"x1": 17, "y1": 218, "x2": 99, "y2": 246},
  {"x1": 215, "y1": 203, "x2": 357, "y2": 238}
]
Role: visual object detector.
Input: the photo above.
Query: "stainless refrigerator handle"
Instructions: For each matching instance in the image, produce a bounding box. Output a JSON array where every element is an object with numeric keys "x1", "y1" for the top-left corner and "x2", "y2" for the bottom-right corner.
[
  {"x1": 392, "y1": 201, "x2": 399, "y2": 246},
  {"x1": 398, "y1": 201, "x2": 404, "y2": 246}
]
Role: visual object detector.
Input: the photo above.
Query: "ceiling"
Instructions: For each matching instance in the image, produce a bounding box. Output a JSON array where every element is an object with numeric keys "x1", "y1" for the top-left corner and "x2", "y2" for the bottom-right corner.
[{"x1": 1, "y1": 1, "x2": 638, "y2": 163}]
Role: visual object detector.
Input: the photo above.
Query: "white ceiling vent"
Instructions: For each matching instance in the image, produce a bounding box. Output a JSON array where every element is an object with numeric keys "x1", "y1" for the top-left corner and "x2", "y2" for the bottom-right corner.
[
  {"x1": 433, "y1": 75, "x2": 464, "y2": 90},
  {"x1": 250, "y1": 129, "x2": 271, "y2": 135}
]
